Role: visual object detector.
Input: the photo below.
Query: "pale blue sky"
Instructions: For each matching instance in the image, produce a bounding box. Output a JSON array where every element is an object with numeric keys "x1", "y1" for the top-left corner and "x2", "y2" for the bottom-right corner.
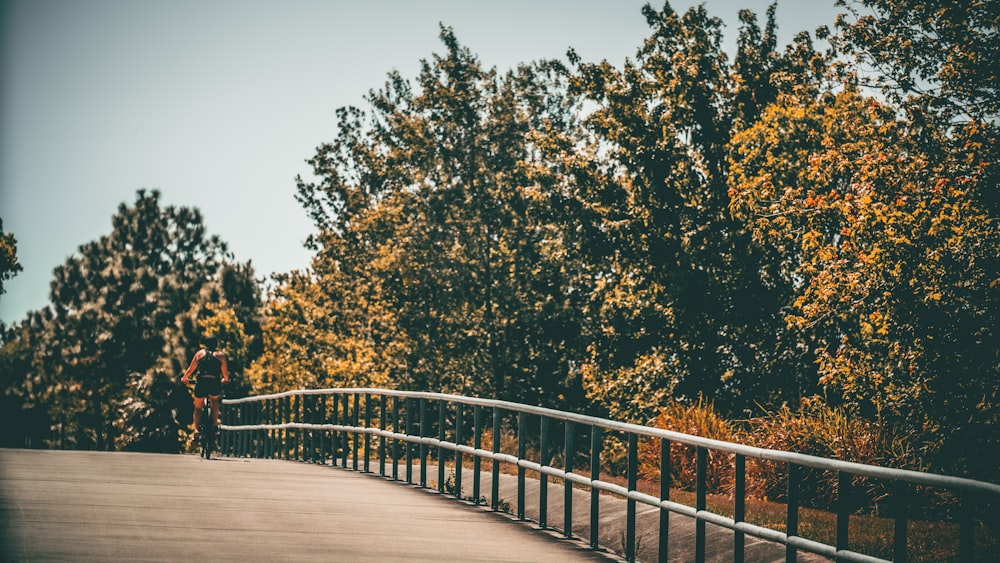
[{"x1": 0, "y1": 0, "x2": 841, "y2": 324}]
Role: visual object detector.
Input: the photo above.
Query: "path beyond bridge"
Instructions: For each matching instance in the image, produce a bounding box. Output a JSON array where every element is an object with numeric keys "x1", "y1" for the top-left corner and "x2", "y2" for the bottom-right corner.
[{"x1": 1, "y1": 448, "x2": 824, "y2": 562}]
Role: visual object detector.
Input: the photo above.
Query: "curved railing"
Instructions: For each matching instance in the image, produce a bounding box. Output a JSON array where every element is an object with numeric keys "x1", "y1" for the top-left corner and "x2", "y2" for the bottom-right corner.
[{"x1": 220, "y1": 388, "x2": 999, "y2": 563}]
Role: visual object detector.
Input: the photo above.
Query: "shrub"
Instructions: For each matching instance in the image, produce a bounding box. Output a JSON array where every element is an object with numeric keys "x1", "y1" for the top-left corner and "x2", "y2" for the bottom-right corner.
[
  {"x1": 637, "y1": 398, "x2": 738, "y2": 494},
  {"x1": 743, "y1": 397, "x2": 907, "y2": 514}
]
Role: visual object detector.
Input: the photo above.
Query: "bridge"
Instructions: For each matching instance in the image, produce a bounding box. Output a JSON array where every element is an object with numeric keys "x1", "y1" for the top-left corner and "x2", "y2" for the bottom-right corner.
[
  {"x1": 2, "y1": 448, "x2": 822, "y2": 562},
  {"x1": 1, "y1": 449, "x2": 619, "y2": 561},
  {"x1": 3, "y1": 389, "x2": 998, "y2": 562}
]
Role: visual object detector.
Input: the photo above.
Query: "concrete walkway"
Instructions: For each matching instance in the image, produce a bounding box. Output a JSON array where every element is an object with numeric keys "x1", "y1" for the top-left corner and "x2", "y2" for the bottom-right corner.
[
  {"x1": 1, "y1": 449, "x2": 830, "y2": 562},
  {"x1": 0, "y1": 449, "x2": 614, "y2": 562}
]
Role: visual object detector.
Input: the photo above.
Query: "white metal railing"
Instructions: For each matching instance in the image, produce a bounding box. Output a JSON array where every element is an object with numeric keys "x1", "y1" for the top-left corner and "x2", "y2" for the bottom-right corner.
[{"x1": 220, "y1": 388, "x2": 1000, "y2": 563}]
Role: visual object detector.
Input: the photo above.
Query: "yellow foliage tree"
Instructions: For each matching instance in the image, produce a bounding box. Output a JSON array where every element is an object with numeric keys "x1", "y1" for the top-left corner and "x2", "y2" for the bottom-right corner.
[{"x1": 729, "y1": 88, "x2": 999, "y2": 479}]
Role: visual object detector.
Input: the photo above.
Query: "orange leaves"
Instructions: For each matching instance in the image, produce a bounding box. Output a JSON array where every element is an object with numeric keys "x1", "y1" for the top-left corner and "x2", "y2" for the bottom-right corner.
[
  {"x1": 932, "y1": 177, "x2": 948, "y2": 194},
  {"x1": 730, "y1": 83, "x2": 997, "y2": 426}
]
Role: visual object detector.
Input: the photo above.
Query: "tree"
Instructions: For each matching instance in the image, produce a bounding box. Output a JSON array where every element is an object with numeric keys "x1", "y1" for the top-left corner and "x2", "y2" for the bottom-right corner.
[
  {"x1": 724, "y1": 0, "x2": 1000, "y2": 480},
  {"x1": 117, "y1": 262, "x2": 263, "y2": 451},
  {"x1": 291, "y1": 27, "x2": 594, "y2": 407},
  {"x1": 729, "y1": 87, "x2": 999, "y2": 480},
  {"x1": 834, "y1": 0, "x2": 1000, "y2": 122},
  {"x1": 245, "y1": 269, "x2": 389, "y2": 394},
  {"x1": 0, "y1": 190, "x2": 251, "y2": 451},
  {"x1": 568, "y1": 1, "x2": 831, "y2": 422},
  {"x1": 0, "y1": 311, "x2": 51, "y2": 447},
  {"x1": 0, "y1": 218, "x2": 22, "y2": 298}
]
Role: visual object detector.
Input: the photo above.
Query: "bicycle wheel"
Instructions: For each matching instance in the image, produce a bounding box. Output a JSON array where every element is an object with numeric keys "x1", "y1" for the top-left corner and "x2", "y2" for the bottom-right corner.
[{"x1": 200, "y1": 405, "x2": 214, "y2": 459}]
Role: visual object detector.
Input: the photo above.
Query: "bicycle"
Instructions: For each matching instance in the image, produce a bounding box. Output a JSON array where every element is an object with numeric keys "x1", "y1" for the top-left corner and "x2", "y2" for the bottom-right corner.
[
  {"x1": 185, "y1": 377, "x2": 223, "y2": 459},
  {"x1": 197, "y1": 394, "x2": 217, "y2": 459}
]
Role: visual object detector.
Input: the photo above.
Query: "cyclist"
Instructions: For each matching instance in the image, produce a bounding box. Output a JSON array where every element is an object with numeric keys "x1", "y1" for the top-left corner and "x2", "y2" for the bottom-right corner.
[{"x1": 181, "y1": 336, "x2": 230, "y2": 441}]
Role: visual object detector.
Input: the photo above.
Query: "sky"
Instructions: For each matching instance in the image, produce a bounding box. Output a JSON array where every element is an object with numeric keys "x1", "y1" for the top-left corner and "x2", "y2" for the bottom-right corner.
[{"x1": 0, "y1": 0, "x2": 843, "y2": 325}]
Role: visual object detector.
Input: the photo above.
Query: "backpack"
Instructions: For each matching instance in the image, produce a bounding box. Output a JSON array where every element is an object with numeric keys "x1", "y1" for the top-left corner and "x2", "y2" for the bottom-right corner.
[{"x1": 197, "y1": 349, "x2": 222, "y2": 377}]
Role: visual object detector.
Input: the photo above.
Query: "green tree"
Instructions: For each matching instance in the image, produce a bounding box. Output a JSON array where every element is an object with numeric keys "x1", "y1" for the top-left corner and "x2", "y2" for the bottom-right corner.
[
  {"x1": 0, "y1": 218, "x2": 22, "y2": 298},
  {"x1": 0, "y1": 190, "x2": 249, "y2": 451},
  {"x1": 0, "y1": 312, "x2": 51, "y2": 447},
  {"x1": 569, "y1": 1, "x2": 831, "y2": 422},
  {"x1": 116, "y1": 262, "x2": 263, "y2": 451},
  {"x1": 292, "y1": 27, "x2": 593, "y2": 407},
  {"x1": 834, "y1": 0, "x2": 999, "y2": 121}
]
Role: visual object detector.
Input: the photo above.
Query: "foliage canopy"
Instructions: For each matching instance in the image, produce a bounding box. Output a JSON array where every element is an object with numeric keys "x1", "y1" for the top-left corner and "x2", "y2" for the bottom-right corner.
[{"x1": 2, "y1": 1, "x2": 996, "y2": 483}]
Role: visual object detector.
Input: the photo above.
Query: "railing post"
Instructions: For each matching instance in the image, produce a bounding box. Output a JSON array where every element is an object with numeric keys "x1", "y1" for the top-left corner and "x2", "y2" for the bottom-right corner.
[
  {"x1": 660, "y1": 438, "x2": 671, "y2": 563},
  {"x1": 243, "y1": 401, "x2": 250, "y2": 457},
  {"x1": 260, "y1": 399, "x2": 267, "y2": 459},
  {"x1": 539, "y1": 416, "x2": 549, "y2": 529},
  {"x1": 230, "y1": 401, "x2": 239, "y2": 457},
  {"x1": 262, "y1": 399, "x2": 269, "y2": 458},
  {"x1": 392, "y1": 396, "x2": 400, "y2": 481},
  {"x1": 491, "y1": 407, "x2": 501, "y2": 512},
  {"x1": 473, "y1": 404, "x2": 482, "y2": 505},
  {"x1": 220, "y1": 402, "x2": 228, "y2": 456},
  {"x1": 306, "y1": 394, "x2": 314, "y2": 463},
  {"x1": 315, "y1": 394, "x2": 323, "y2": 464},
  {"x1": 264, "y1": 398, "x2": 280, "y2": 459},
  {"x1": 420, "y1": 397, "x2": 429, "y2": 488},
  {"x1": 959, "y1": 494, "x2": 974, "y2": 563},
  {"x1": 564, "y1": 420, "x2": 574, "y2": 539},
  {"x1": 341, "y1": 393, "x2": 350, "y2": 468},
  {"x1": 626, "y1": 433, "x2": 638, "y2": 562},
  {"x1": 332, "y1": 394, "x2": 341, "y2": 466},
  {"x1": 455, "y1": 403, "x2": 464, "y2": 499},
  {"x1": 247, "y1": 401, "x2": 254, "y2": 457},
  {"x1": 352, "y1": 393, "x2": 360, "y2": 470},
  {"x1": 292, "y1": 393, "x2": 300, "y2": 461},
  {"x1": 226, "y1": 402, "x2": 235, "y2": 457},
  {"x1": 893, "y1": 480, "x2": 908, "y2": 563},
  {"x1": 837, "y1": 470, "x2": 851, "y2": 556},
  {"x1": 379, "y1": 394, "x2": 387, "y2": 477},
  {"x1": 517, "y1": 411, "x2": 526, "y2": 521},
  {"x1": 226, "y1": 402, "x2": 233, "y2": 457},
  {"x1": 364, "y1": 393, "x2": 372, "y2": 473},
  {"x1": 590, "y1": 425, "x2": 601, "y2": 550},
  {"x1": 435, "y1": 400, "x2": 444, "y2": 492},
  {"x1": 261, "y1": 399, "x2": 268, "y2": 458},
  {"x1": 318, "y1": 395, "x2": 327, "y2": 465},
  {"x1": 696, "y1": 446, "x2": 707, "y2": 562},
  {"x1": 304, "y1": 395, "x2": 311, "y2": 463},
  {"x1": 734, "y1": 453, "x2": 745, "y2": 563},
  {"x1": 260, "y1": 399, "x2": 271, "y2": 458},
  {"x1": 280, "y1": 394, "x2": 289, "y2": 460},
  {"x1": 248, "y1": 401, "x2": 255, "y2": 457},
  {"x1": 274, "y1": 397, "x2": 281, "y2": 459},
  {"x1": 271, "y1": 397, "x2": 278, "y2": 459},
  {"x1": 299, "y1": 395, "x2": 308, "y2": 463},
  {"x1": 303, "y1": 393, "x2": 309, "y2": 462},
  {"x1": 786, "y1": 462, "x2": 799, "y2": 563},
  {"x1": 405, "y1": 397, "x2": 414, "y2": 484}
]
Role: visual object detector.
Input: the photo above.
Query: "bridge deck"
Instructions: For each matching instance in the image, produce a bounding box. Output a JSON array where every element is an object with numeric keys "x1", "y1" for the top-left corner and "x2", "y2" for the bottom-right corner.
[
  {"x1": 0, "y1": 449, "x2": 614, "y2": 562},
  {"x1": 2, "y1": 448, "x2": 826, "y2": 562}
]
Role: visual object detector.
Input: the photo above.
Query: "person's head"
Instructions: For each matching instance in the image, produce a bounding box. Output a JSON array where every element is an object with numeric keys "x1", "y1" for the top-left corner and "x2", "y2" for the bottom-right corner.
[{"x1": 203, "y1": 336, "x2": 218, "y2": 349}]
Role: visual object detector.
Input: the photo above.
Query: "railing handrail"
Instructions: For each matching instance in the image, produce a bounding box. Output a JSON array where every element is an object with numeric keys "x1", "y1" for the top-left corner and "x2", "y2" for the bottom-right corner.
[{"x1": 223, "y1": 387, "x2": 1000, "y2": 496}]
